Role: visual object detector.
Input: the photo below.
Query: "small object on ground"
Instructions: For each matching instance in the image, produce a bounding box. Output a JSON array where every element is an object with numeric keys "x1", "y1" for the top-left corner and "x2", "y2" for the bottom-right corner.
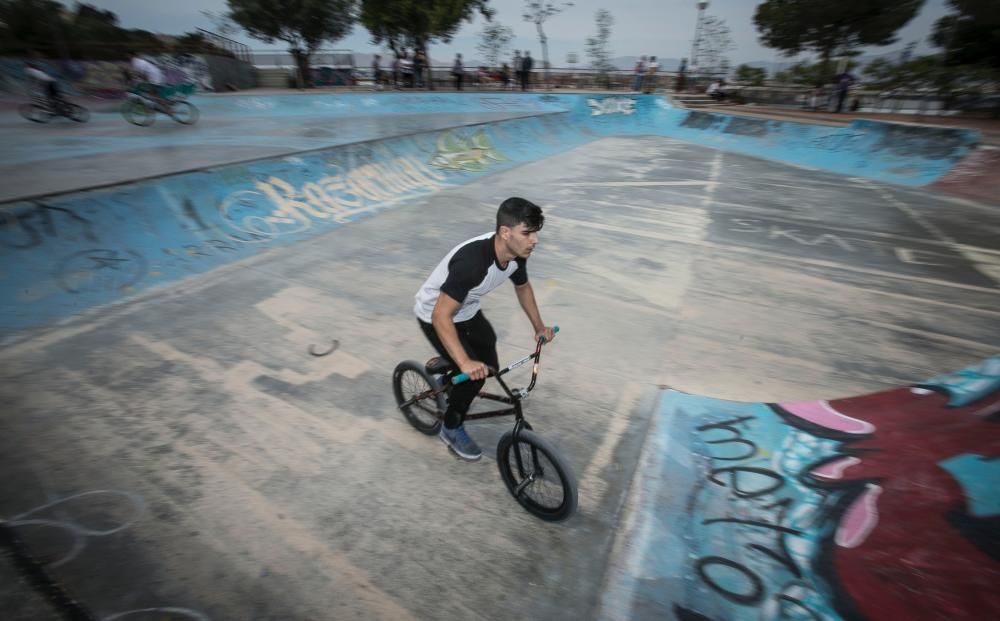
[{"x1": 308, "y1": 339, "x2": 339, "y2": 357}]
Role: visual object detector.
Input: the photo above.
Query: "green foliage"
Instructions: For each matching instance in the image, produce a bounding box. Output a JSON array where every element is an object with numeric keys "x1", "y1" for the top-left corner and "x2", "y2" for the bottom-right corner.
[
  {"x1": 735, "y1": 64, "x2": 766, "y2": 86},
  {"x1": 227, "y1": 0, "x2": 356, "y2": 87},
  {"x1": 522, "y1": 1, "x2": 572, "y2": 72},
  {"x1": 865, "y1": 54, "x2": 997, "y2": 96},
  {"x1": 522, "y1": 1, "x2": 571, "y2": 26},
  {"x1": 932, "y1": 0, "x2": 1000, "y2": 69},
  {"x1": 0, "y1": 0, "x2": 67, "y2": 53},
  {"x1": 0, "y1": 0, "x2": 223, "y2": 58},
  {"x1": 360, "y1": 0, "x2": 493, "y2": 54},
  {"x1": 226, "y1": 0, "x2": 356, "y2": 53},
  {"x1": 476, "y1": 22, "x2": 514, "y2": 68},
  {"x1": 585, "y1": 9, "x2": 614, "y2": 74},
  {"x1": 753, "y1": 0, "x2": 924, "y2": 67},
  {"x1": 773, "y1": 59, "x2": 858, "y2": 86}
]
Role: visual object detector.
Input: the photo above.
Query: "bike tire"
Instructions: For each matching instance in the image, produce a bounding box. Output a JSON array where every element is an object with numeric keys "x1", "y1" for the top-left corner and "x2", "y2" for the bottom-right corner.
[
  {"x1": 122, "y1": 100, "x2": 155, "y2": 126},
  {"x1": 66, "y1": 104, "x2": 90, "y2": 123},
  {"x1": 19, "y1": 103, "x2": 52, "y2": 123},
  {"x1": 392, "y1": 360, "x2": 445, "y2": 435},
  {"x1": 497, "y1": 429, "x2": 577, "y2": 522},
  {"x1": 170, "y1": 100, "x2": 198, "y2": 125}
]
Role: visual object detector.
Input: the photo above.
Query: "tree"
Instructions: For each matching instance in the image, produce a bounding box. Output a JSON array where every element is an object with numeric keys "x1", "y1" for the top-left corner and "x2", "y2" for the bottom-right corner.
[
  {"x1": 773, "y1": 59, "x2": 861, "y2": 86},
  {"x1": 735, "y1": 64, "x2": 766, "y2": 86},
  {"x1": 226, "y1": 0, "x2": 357, "y2": 88},
  {"x1": 932, "y1": 0, "x2": 1000, "y2": 70},
  {"x1": 753, "y1": 1, "x2": 924, "y2": 78},
  {"x1": 477, "y1": 22, "x2": 514, "y2": 68},
  {"x1": 360, "y1": 0, "x2": 493, "y2": 88},
  {"x1": 585, "y1": 9, "x2": 613, "y2": 84},
  {"x1": 0, "y1": 0, "x2": 68, "y2": 55},
  {"x1": 522, "y1": 1, "x2": 572, "y2": 84},
  {"x1": 696, "y1": 15, "x2": 733, "y2": 77}
]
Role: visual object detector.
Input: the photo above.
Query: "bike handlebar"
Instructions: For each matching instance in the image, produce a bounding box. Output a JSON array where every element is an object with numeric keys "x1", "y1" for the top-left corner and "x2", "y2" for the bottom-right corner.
[{"x1": 452, "y1": 325, "x2": 559, "y2": 385}]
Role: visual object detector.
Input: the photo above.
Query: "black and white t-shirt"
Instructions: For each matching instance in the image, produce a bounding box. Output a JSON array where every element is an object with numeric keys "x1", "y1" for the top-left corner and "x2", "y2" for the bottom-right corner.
[{"x1": 414, "y1": 232, "x2": 528, "y2": 323}]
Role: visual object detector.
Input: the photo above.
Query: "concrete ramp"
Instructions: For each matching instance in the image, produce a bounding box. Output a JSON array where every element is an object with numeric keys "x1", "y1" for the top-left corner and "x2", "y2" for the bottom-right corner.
[
  {"x1": 0, "y1": 94, "x2": 986, "y2": 341},
  {"x1": 600, "y1": 356, "x2": 1000, "y2": 621},
  {"x1": 2, "y1": 92, "x2": 997, "y2": 621}
]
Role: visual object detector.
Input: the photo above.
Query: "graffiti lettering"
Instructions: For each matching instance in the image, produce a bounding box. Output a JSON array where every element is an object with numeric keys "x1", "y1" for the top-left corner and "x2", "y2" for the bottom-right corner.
[
  {"x1": 696, "y1": 556, "x2": 765, "y2": 605},
  {"x1": 692, "y1": 414, "x2": 823, "y2": 617},
  {"x1": 55, "y1": 248, "x2": 146, "y2": 294},
  {"x1": 162, "y1": 240, "x2": 238, "y2": 259},
  {"x1": 181, "y1": 199, "x2": 211, "y2": 232},
  {"x1": 217, "y1": 156, "x2": 446, "y2": 240},
  {"x1": 707, "y1": 466, "x2": 785, "y2": 499},
  {"x1": 1, "y1": 204, "x2": 96, "y2": 250},
  {"x1": 697, "y1": 415, "x2": 758, "y2": 461},
  {"x1": 7, "y1": 490, "x2": 144, "y2": 567},
  {"x1": 478, "y1": 97, "x2": 542, "y2": 111},
  {"x1": 586, "y1": 97, "x2": 636, "y2": 116},
  {"x1": 726, "y1": 217, "x2": 961, "y2": 265},
  {"x1": 894, "y1": 247, "x2": 943, "y2": 266}
]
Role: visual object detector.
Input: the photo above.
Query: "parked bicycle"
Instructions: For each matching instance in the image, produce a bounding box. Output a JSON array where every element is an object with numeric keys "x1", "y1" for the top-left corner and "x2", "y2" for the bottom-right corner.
[
  {"x1": 19, "y1": 94, "x2": 89, "y2": 124},
  {"x1": 393, "y1": 327, "x2": 577, "y2": 521},
  {"x1": 121, "y1": 85, "x2": 198, "y2": 126}
]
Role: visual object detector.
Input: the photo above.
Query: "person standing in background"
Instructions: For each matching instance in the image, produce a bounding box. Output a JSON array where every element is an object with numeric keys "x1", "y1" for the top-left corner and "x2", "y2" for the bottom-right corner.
[{"x1": 522, "y1": 51, "x2": 534, "y2": 91}]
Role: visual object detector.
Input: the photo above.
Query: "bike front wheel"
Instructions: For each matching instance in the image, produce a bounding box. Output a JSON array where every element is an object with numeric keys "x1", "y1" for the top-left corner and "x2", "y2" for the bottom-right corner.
[
  {"x1": 169, "y1": 100, "x2": 198, "y2": 125},
  {"x1": 19, "y1": 103, "x2": 52, "y2": 123},
  {"x1": 392, "y1": 360, "x2": 444, "y2": 435},
  {"x1": 122, "y1": 99, "x2": 155, "y2": 126},
  {"x1": 497, "y1": 429, "x2": 577, "y2": 522},
  {"x1": 66, "y1": 103, "x2": 90, "y2": 123}
]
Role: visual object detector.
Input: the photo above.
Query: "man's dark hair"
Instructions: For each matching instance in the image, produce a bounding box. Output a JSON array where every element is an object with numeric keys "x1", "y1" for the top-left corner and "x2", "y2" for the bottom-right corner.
[{"x1": 496, "y1": 197, "x2": 544, "y2": 233}]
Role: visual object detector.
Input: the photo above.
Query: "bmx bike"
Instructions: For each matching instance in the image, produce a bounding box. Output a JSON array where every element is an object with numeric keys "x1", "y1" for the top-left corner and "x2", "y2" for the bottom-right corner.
[
  {"x1": 392, "y1": 327, "x2": 577, "y2": 522},
  {"x1": 19, "y1": 95, "x2": 89, "y2": 123},
  {"x1": 121, "y1": 86, "x2": 198, "y2": 126}
]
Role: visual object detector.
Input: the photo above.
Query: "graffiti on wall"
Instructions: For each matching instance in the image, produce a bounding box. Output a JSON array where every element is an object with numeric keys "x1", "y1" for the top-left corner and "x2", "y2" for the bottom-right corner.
[
  {"x1": 218, "y1": 153, "x2": 448, "y2": 241},
  {"x1": 430, "y1": 128, "x2": 506, "y2": 172},
  {"x1": 645, "y1": 356, "x2": 1000, "y2": 621},
  {"x1": 587, "y1": 96, "x2": 637, "y2": 116}
]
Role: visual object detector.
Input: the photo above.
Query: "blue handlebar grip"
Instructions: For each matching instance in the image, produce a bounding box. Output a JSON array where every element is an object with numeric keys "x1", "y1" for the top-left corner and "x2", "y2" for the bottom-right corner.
[
  {"x1": 540, "y1": 325, "x2": 560, "y2": 344},
  {"x1": 452, "y1": 373, "x2": 470, "y2": 385}
]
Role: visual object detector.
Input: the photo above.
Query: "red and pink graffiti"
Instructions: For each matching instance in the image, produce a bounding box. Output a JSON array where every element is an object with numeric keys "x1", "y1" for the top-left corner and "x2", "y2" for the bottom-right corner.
[{"x1": 773, "y1": 380, "x2": 999, "y2": 621}]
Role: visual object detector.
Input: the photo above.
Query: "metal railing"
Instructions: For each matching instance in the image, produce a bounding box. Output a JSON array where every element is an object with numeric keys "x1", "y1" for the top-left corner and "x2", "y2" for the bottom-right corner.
[{"x1": 196, "y1": 29, "x2": 252, "y2": 64}]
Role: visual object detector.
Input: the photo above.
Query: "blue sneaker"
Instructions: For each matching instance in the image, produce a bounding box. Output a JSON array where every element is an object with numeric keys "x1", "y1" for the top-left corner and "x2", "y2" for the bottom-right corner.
[{"x1": 439, "y1": 425, "x2": 482, "y2": 461}]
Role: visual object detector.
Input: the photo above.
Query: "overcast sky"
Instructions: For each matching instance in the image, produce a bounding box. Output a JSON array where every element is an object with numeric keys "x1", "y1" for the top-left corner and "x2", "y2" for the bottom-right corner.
[{"x1": 79, "y1": 0, "x2": 950, "y2": 65}]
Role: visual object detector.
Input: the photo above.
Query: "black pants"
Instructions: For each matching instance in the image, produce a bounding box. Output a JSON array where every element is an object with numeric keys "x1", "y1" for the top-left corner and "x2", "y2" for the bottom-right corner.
[{"x1": 419, "y1": 312, "x2": 498, "y2": 429}]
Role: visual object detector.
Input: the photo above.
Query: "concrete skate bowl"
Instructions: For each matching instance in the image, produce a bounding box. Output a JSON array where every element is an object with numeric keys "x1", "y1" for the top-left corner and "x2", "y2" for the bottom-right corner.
[
  {"x1": 0, "y1": 93, "x2": 987, "y2": 340},
  {"x1": 1, "y1": 93, "x2": 998, "y2": 621}
]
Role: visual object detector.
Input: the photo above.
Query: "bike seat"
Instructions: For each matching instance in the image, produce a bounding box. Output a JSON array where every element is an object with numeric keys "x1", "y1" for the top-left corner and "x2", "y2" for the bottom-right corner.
[{"x1": 425, "y1": 357, "x2": 454, "y2": 375}]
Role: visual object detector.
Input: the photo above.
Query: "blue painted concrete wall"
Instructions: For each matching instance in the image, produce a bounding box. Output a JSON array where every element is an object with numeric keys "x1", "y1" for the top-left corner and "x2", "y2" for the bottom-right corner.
[
  {"x1": 0, "y1": 113, "x2": 589, "y2": 338},
  {"x1": 0, "y1": 93, "x2": 981, "y2": 338}
]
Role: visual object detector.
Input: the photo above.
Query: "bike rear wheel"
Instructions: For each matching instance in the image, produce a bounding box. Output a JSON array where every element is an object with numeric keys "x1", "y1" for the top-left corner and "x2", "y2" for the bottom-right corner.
[
  {"x1": 122, "y1": 99, "x2": 155, "y2": 126},
  {"x1": 19, "y1": 103, "x2": 52, "y2": 123},
  {"x1": 497, "y1": 429, "x2": 577, "y2": 521},
  {"x1": 392, "y1": 360, "x2": 444, "y2": 435},
  {"x1": 169, "y1": 100, "x2": 198, "y2": 125}
]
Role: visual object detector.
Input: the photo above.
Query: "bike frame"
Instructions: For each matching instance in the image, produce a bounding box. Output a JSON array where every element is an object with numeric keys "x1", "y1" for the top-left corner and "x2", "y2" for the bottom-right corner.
[
  {"x1": 401, "y1": 335, "x2": 553, "y2": 440},
  {"x1": 29, "y1": 92, "x2": 70, "y2": 114}
]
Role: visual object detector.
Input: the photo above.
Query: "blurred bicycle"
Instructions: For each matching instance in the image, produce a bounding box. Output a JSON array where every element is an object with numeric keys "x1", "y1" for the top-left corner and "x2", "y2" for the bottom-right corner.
[
  {"x1": 19, "y1": 92, "x2": 89, "y2": 124},
  {"x1": 121, "y1": 83, "x2": 198, "y2": 126}
]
